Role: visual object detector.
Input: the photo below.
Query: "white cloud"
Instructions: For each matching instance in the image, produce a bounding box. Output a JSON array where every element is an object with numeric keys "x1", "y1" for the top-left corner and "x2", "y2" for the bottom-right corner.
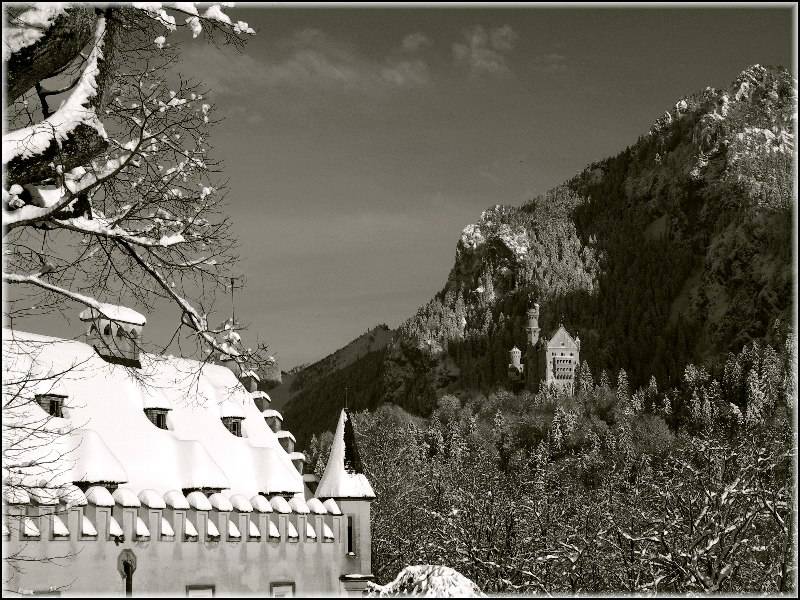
[
  {"x1": 401, "y1": 32, "x2": 431, "y2": 53},
  {"x1": 453, "y1": 25, "x2": 518, "y2": 76},
  {"x1": 381, "y1": 59, "x2": 430, "y2": 86},
  {"x1": 180, "y1": 28, "x2": 432, "y2": 95}
]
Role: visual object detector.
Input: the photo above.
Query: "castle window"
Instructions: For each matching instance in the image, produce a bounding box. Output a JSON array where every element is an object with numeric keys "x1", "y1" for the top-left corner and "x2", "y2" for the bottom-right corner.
[
  {"x1": 51, "y1": 515, "x2": 69, "y2": 539},
  {"x1": 346, "y1": 515, "x2": 355, "y2": 555},
  {"x1": 116, "y1": 326, "x2": 126, "y2": 338},
  {"x1": 22, "y1": 516, "x2": 40, "y2": 539},
  {"x1": 222, "y1": 416, "x2": 244, "y2": 437},
  {"x1": 161, "y1": 516, "x2": 175, "y2": 540},
  {"x1": 103, "y1": 323, "x2": 112, "y2": 336},
  {"x1": 144, "y1": 408, "x2": 169, "y2": 430},
  {"x1": 36, "y1": 394, "x2": 65, "y2": 418}
]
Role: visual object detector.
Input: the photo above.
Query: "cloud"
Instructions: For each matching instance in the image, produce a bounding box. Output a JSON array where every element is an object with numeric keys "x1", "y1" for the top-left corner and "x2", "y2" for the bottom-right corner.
[
  {"x1": 531, "y1": 53, "x2": 567, "y2": 73},
  {"x1": 453, "y1": 25, "x2": 518, "y2": 76},
  {"x1": 401, "y1": 32, "x2": 431, "y2": 53},
  {"x1": 381, "y1": 59, "x2": 430, "y2": 86},
  {"x1": 180, "y1": 28, "x2": 432, "y2": 96}
]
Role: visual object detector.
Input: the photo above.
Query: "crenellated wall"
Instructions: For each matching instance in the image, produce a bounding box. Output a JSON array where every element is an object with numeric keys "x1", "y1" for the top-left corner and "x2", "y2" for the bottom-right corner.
[{"x1": 3, "y1": 501, "x2": 358, "y2": 596}]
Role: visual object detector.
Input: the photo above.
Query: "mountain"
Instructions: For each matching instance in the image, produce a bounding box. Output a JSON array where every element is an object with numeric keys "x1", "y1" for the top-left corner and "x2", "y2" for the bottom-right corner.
[
  {"x1": 270, "y1": 324, "x2": 393, "y2": 411},
  {"x1": 283, "y1": 64, "x2": 795, "y2": 447}
]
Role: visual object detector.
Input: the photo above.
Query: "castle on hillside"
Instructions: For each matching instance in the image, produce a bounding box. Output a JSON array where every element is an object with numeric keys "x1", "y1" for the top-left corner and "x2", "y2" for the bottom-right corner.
[
  {"x1": 507, "y1": 300, "x2": 580, "y2": 394},
  {"x1": 2, "y1": 304, "x2": 375, "y2": 597}
]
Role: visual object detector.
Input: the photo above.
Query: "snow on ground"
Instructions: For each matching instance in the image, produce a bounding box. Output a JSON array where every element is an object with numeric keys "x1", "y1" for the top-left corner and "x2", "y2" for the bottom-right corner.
[{"x1": 367, "y1": 565, "x2": 485, "y2": 598}]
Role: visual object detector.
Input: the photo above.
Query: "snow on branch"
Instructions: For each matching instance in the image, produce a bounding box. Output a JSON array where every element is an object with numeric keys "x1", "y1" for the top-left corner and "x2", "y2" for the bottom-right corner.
[
  {"x1": 2, "y1": 3, "x2": 69, "y2": 62},
  {"x1": 3, "y1": 16, "x2": 107, "y2": 166}
]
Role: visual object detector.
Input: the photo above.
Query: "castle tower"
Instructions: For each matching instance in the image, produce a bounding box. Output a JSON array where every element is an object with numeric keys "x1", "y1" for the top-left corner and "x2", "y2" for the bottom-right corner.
[
  {"x1": 315, "y1": 409, "x2": 375, "y2": 595},
  {"x1": 526, "y1": 302, "x2": 541, "y2": 347},
  {"x1": 509, "y1": 346, "x2": 522, "y2": 370}
]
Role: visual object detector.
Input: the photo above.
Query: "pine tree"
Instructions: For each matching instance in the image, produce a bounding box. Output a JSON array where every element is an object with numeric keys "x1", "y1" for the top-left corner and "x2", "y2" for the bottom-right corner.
[
  {"x1": 745, "y1": 368, "x2": 766, "y2": 427},
  {"x1": 599, "y1": 369, "x2": 611, "y2": 390},
  {"x1": 616, "y1": 368, "x2": 630, "y2": 404},
  {"x1": 578, "y1": 360, "x2": 594, "y2": 392}
]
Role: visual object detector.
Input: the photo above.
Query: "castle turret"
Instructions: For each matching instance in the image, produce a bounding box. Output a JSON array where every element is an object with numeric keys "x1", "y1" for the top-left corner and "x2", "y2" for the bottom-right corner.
[
  {"x1": 509, "y1": 346, "x2": 522, "y2": 370},
  {"x1": 526, "y1": 302, "x2": 541, "y2": 347},
  {"x1": 315, "y1": 409, "x2": 374, "y2": 594}
]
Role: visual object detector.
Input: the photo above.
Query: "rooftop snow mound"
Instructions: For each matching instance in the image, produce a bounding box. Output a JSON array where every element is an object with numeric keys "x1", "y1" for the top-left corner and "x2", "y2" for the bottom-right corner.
[
  {"x1": 315, "y1": 409, "x2": 375, "y2": 500},
  {"x1": 2, "y1": 329, "x2": 303, "y2": 501},
  {"x1": 367, "y1": 565, "x2": 485, "y2": 598},
  {"x1": 78, "y1": 303, "x2": 147, "y2": 325}
]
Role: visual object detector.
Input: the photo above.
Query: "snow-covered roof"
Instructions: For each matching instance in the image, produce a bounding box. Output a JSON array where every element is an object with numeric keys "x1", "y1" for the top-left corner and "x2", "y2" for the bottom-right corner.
[
  {"x1": 219, "y1": 399, "x2": 245, "y2": 419},
  {"x1": 276, "y1": 430, "x2": 296, "y2": 443},
  {"x1": 71, "y1": 429, "x2": 129, "y2": 484},
  {"x1": 251, "y1": 390, "x2": 271, "y2": 401},
  {"x1": 138, "y1": 489, "x2": 166, "y2": 509},
  {"x1": 315, "y1": 409, "x2": 375, "y2": 500},
  {"x1": 306, "y1": 497, "x2": 328, "y2": 515},
  {"x1": 85, "y1": 485, "x2": 114, "y2": 506},
  {"x1": 250, "y1": 494, "x2": 272, "y2": 513},
  {"x1": 288, "y1": 451, "x2": 306, "y2": 462},
  {"x1": 208, "y1": 492, "x2": 233, "y2": 511},
  {"x1": 112, "y1": 487, "x2": 141, "y2": 507},
  {"x1": 2, "y1": 329, "x2": 303, "y2": 501},
  {"x1": 262, "y1": 408, "x2": 282, "y2": 420},
  {"x1": 322, "y1": 498, "x2": 341, "y2": 515},
  {"x1": 228, "y1": 493, "x2": 253, "y2": 512},
  {"x1": 187, "y1": 491, "x2": 212, "y2": 511},
  {"x1": 60, "y1": 484, "x2": 87, "y2": 508},
  {"x1": 269, "y1": 496, "x2": 291, "y2": 514},
  {"x1": 29, "y1": 487, "x2": 59, "y2": 505},
  {"x1": 78, "y1": 303, "x2": 147, "y2": 326},
  {"x1": 164, "y1": 489, "x2": 190, "y2": 509},
  {"x1": 289, "y1": 493, "x2": 310, "y2": 514}
]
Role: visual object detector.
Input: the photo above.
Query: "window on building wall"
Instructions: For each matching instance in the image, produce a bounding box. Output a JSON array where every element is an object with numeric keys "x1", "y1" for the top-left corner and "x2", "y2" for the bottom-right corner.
[
  {"x1": 221, "y1": 416, "x2": 243, "y2": 437},
  {"x1": 103, "y1": 323, "x2": 113, "y2": 336},
  {"x1": 184, "y1": 516, "x2": 199, "y2": 541},
  {"x1": 22, "y1": 516, "x2": 40, "y2": 540},
  {"x1": 346, "y1": 515, "x2": 355, "y2": 555},
  {"x1": 186, "y1": 585, "x2": 215, "y2": 597},
  {"x1": 35, "y1": 394, "x2": 65, "y2": 418},
  {"x1": 144, "y1": 408, "x2": 169, "y2": 430},
  {"x1": 270, "y1": 583, "x2": 295, "y2": 598}
]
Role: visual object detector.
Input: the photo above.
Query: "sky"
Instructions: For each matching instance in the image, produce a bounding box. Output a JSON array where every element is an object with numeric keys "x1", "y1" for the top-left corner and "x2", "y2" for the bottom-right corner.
[{"x1": 7, "y1": 4, "x2": 795, "y2": 370}]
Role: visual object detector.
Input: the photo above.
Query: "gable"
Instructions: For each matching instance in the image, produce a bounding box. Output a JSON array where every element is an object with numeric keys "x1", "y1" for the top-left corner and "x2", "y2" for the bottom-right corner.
[{"x1": 547, "y1": 326, "x2": 578, "y2": 350}]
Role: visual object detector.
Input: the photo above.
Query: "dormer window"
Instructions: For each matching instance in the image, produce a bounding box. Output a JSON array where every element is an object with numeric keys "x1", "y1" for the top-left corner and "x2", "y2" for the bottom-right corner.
[
  {"x1": 222, "y1": 416, "x2": 244, "y2": 437},
  {"x1": 35, "y1": 394, "x2": 65, "y2": 417},
  {"x1": 144, "y1": 408, "x2": 170, "y2": 430}
]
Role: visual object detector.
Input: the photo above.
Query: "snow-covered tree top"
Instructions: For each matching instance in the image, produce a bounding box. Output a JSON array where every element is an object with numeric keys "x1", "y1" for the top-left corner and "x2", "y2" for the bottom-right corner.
[{"x1": 367, "y1": 565, "x2": 485, "y2": 598}]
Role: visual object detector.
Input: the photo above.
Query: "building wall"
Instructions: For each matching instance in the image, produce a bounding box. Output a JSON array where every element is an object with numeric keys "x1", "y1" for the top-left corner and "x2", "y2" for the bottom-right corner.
[{"x1": 3, "y1": 503, "x2": 360, "y2": 596}]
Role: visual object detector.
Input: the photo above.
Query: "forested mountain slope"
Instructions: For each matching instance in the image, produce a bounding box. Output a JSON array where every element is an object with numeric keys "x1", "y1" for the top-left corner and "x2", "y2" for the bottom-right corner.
[{"x1": 284, "y1": 64, "x2": 795, "y2": 446}]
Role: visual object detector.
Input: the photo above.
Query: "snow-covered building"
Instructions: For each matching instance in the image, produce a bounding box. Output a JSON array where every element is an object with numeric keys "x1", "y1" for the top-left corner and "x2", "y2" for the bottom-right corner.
[
  {"x1": 2, "y1": 305, "x2": 375, "y2": 596},
  {"x1": 507, "y1": 301, "x2": 580, "y2": 394}
]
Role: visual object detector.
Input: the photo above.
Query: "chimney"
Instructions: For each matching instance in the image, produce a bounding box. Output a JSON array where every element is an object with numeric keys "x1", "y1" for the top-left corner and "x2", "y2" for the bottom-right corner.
[{"x1": 79, "y1": 303, "x2": 146, "y2": 367}]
